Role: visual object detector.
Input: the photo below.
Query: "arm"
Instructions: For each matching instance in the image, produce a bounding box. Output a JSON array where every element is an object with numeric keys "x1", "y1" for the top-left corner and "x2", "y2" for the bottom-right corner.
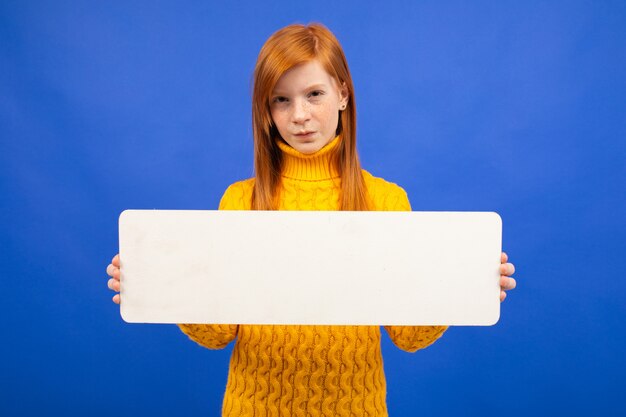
[
  {"x1": 381, "y1": 185, "x2": 449, "y2": 352},
  {"x1": 105, "y1": 253, "x2": 239, "y2": 349},
  {"x1": 175, "y1": 181, "x2": 253, "y2": 349},
  {"x1": 379, "y1": 185, "x2": 517, "y2": 351}
]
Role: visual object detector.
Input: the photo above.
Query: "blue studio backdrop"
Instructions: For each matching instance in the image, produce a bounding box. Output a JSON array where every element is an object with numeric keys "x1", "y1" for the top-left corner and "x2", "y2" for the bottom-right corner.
[{"x1": 1, "y1": 1, "x2": 625, "y2": 416}]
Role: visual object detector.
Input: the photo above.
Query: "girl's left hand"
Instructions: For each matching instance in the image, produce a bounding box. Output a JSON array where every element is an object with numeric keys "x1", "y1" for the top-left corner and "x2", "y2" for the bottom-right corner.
[{"x1": 500, "y1": 252, "x2": 516, "y2": 303}]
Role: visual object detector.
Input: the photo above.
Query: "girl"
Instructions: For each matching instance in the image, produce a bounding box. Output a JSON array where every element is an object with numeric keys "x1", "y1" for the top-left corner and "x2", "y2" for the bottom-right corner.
[{"x1": 106, "y1": 23, "x2": 517, "y2": 417}]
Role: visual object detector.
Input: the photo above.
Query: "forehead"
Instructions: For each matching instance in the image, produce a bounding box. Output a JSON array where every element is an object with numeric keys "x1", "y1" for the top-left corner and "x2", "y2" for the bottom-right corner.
[{"x1": 272, "y1": 60, "x2": 336, "y2": 93}]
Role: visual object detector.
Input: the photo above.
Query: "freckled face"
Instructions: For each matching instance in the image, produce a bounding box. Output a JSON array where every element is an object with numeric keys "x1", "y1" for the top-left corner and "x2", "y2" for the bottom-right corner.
[{"x1": 270, "y1": 60, "x2": 349, "y2": 155}]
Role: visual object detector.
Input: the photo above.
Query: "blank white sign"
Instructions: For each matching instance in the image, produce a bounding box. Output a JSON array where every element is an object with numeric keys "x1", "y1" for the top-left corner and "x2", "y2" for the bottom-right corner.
[{"x1": 118, "y1": 210, "x2": 502, "y2": 326}]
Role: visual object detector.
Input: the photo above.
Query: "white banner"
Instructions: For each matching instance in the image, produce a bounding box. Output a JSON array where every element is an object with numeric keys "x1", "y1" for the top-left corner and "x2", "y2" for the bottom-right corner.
[{"x1": 119, "y1": 210, "x2": 502, "y2": 326}]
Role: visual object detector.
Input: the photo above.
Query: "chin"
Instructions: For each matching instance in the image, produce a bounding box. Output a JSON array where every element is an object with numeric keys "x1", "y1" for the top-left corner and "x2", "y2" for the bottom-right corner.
[{"x1": 294, "y1": 142, "x2": 324, "y2": 154}]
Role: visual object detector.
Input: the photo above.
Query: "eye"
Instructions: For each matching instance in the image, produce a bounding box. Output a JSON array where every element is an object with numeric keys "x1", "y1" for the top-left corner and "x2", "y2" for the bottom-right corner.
[
  {"x1": 309, "y1": 90, "x2": 324, "y2": 98},
  {"x1": 272, "y1": 96, "x2": 288, "y2": 104}
]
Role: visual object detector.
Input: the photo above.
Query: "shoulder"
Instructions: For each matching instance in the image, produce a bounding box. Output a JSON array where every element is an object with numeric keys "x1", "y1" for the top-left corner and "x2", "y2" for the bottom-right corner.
[
  {"x1": 219, "y1": 178, "x2": 255, "y2": 210},
  {"x1": 361, "y1": 169, "x2": 408, "y2": 197},
  {"x1": 362, "y1": 169, "x2": 411, "y2": 211}
]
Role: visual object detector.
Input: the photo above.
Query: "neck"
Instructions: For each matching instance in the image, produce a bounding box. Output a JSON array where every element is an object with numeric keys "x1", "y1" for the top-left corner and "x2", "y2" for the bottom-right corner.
[{"x1": 276, "y1": 135, "x2": 341, "y2": 181}]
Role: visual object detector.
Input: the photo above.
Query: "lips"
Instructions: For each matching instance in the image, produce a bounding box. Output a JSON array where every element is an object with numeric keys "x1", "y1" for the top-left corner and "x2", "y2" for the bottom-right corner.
[{"x1": 295, "y1": 131, "x2": 314, "y2": 136}]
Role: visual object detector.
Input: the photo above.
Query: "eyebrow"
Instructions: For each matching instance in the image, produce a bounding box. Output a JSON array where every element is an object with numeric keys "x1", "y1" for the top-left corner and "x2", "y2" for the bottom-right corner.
[{"x1": 272, "y1": 83, "x2": 328, "y2": 95}]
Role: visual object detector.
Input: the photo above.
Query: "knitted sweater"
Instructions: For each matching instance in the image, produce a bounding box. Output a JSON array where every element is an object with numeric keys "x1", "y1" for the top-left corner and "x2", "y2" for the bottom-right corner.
[{"x1": 178, "y1": 135, "x2": 448, "y2": 417}]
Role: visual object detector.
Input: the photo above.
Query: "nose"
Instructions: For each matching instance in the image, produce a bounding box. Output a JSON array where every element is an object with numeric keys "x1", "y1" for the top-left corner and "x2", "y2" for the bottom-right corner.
[{"x1": 291, "y1": 98, "x2": 311, "y2": 124}]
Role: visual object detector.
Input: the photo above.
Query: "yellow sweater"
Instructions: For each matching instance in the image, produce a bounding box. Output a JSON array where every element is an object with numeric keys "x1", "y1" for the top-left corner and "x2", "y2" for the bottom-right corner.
[{"x1": 178, "y1": 135, "x2": 448, "y2": 417}]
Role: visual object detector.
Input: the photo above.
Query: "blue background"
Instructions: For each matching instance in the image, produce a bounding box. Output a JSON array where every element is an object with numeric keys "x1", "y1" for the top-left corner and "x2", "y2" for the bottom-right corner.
[{"x1": 1, "y1": 1, "x2": 625, "y2": 415}]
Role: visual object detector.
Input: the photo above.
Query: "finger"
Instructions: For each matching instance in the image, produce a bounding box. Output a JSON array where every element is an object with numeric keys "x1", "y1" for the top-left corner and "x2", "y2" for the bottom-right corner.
[
  {"x1": 500, "y1": 276, "x2": 517, "y2": 290},
  {"x1": 107, "y1": 278, "x2": 120, "y2": 291},
  {"x1": 109, "y1": 278, "x2": 120, "y2": 292},
  {"x1": 501, "y1": 252, "x2": 508, "y2": 263},
  {"x1": 106, "y1": 264, "x2": 120, "y2": 280},
  {"x1": 500, "y1": 262, "x2": 515, "y2": 276},
  {"x1": 112, "y1": 254, "x2": 120, "y2": 267},
  {"x1": 500, "y1": 290, "x2": 507, "y2": 303},
  {"x1": 112, "y1": 294, "x2": 120, "y2": 304}
]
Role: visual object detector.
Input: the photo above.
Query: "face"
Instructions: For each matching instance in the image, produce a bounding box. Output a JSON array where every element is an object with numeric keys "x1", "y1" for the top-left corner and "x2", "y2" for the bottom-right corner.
[{"x1": 269, "y1": 59, "x2": 349, "y2": 154}]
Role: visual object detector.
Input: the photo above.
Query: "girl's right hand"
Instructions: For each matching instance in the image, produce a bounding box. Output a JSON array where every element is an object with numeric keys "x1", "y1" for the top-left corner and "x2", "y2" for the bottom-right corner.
[{"x1": 106, "y1": 254, "x2": 121, "y2": 304}]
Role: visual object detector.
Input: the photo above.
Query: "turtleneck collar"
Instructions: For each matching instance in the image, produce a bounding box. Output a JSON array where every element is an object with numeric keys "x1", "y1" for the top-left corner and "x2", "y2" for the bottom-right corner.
[{"x1": 276, "y1": 135, "x2": 341, "y2": 181}]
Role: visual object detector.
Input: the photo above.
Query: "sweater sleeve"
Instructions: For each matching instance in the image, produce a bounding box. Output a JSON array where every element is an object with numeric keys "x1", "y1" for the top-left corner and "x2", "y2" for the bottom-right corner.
[
  {"x1": 177, "y1": 323, "x2": 238, "y2": 350},
  {"x1": 176, "y1": 181, "x2": 252, "y2": 349},
  {"x1": 381, "y1": 184, "x2": 450, "y2": 352}
]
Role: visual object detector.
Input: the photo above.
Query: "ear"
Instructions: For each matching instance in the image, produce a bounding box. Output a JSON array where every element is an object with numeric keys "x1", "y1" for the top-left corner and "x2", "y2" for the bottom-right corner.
[{"x1": 338, "y1": 81, "x2": 349, "y2": 108}]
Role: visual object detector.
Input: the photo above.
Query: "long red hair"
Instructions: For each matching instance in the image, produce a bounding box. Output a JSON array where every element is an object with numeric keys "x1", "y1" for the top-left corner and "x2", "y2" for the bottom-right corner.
[{"x1": 251, "y1": 23, "x2": 369, "y2": 211}]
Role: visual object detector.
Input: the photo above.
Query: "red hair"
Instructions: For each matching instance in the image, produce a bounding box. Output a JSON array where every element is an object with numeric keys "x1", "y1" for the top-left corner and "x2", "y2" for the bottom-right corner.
[{"x1": 251, "y1": 23, "x2": 369, "y2": 211}]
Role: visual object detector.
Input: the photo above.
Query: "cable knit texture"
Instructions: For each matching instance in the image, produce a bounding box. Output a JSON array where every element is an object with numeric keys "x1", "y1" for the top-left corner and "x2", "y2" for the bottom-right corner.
[{"x1": 177, "y1": 135, "x2": 448, "y2": 416}]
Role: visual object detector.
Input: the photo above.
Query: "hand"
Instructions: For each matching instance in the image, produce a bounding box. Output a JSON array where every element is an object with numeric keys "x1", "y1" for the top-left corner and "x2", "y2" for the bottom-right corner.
[
  {"x1": 106, "y1": 254, "x2": 121, "y2": 304},
  {"x1": 499, "y1": 252, "x2": 516, "y2": 303}
]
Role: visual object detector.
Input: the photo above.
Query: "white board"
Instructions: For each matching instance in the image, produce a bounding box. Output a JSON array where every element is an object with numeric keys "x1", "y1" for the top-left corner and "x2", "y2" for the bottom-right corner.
[{"x1": 118, "y1": 210, "x2": 502, "y2": 326}]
